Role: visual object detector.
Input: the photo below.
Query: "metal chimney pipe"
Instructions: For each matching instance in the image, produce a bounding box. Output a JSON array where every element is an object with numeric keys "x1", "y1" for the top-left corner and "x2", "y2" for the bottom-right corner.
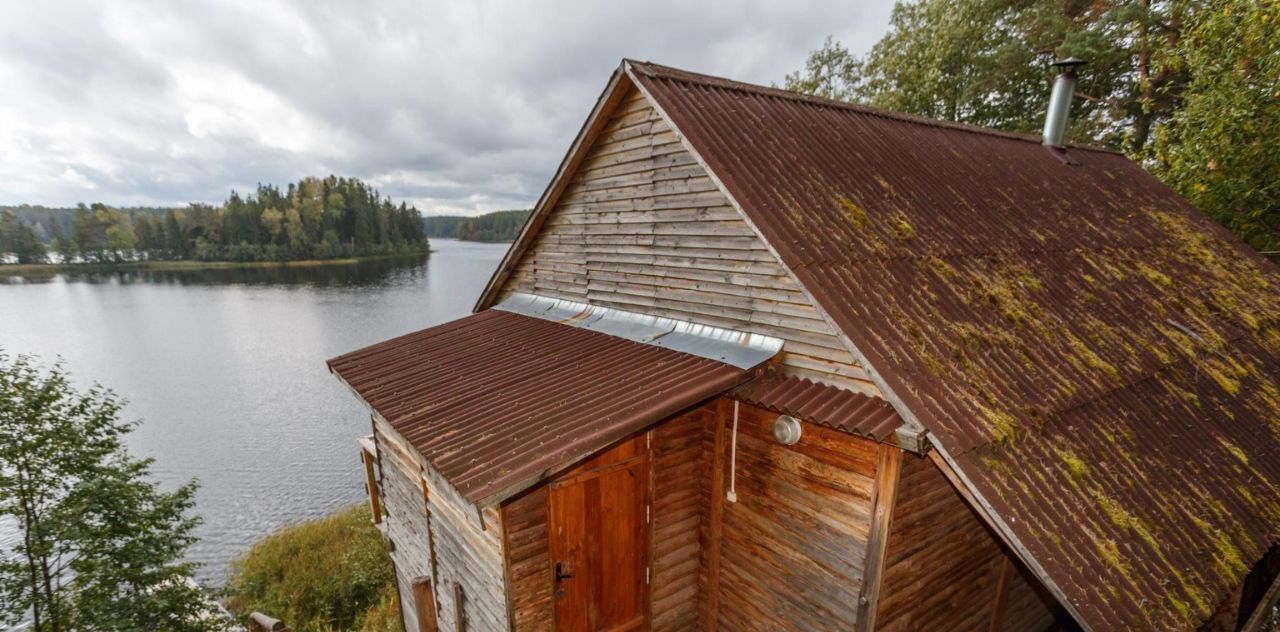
[{"x1": 1042, "y1": 58, "x2": 1086, "y2": 147}]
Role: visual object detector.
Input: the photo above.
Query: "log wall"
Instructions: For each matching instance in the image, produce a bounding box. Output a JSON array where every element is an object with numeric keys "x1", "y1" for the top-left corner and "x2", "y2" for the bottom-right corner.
[
  {"x1": 650, "y1": 406, "x2": 710, "y2": 631},
  {"x1": 501, "y1": 405, "x2": 711, "y2": 632},
  {"x1": 375, "y1": 416, "x2": 510, "y2": 632},
  {"x1": 502, "y1": 486, "x2": 552, "y2": 632},
  {"x1": 497, "y1": 86, "x2": 877, "y2": 393},
  {"x1": 874, "y1": 453, "x2": 1059, "y2": 632},
  {"x1": 373, "y1": 420, "x2": 434, "y2": 632},
  {"x1": 700, "y1": 401, "x2": 878, "y2": 631}
]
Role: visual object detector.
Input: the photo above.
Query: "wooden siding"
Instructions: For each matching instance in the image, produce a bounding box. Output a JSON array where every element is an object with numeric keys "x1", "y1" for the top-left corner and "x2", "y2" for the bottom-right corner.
[
  {"x1": 374, "y1": 420, "x2": 434, "y2": 632},
  {"x1": 651, "y1": 406, "x2": 710, "y2": 631},
  {"x1": 502, "y1": 405, "x2": 712, "y2": 632},
  {"x1": 700, "y1": 400, "x2": 877, "y2": 631},
  {"x1": 502, "y1": 486, "x2": 551, "y2": 632},
  {"x1": 375, "y1": 416, "x2": 509, "y2": 632},
  {"x1": 874, "y1": 454, "x2": 1058, "y2": 632},
  {"x1": 999, "y1": 563, "x2": 1061, "y2": 632},
  {"x1": 496, "y1": 86, "x2": 876, "y2": 393}
]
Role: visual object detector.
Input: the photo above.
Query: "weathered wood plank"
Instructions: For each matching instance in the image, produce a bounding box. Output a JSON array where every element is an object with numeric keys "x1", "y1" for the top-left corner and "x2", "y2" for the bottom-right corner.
[
  {"x1": 856, "y1": 444, "x2": 903, "y2": 632},
  {"x1": 650, "y1": 407, "x2": 709, "y2": 632},
  {"x1": 502, "y1": 486, "x2": 552, "y2": 632},
  {"x1": 374, "y1": 418, "x2": 434, "y2": 632},
  {"x1": 375, "y1": 417, "x2": 509, "y2": 632},
  {"x1": 499, "y1": 85, "x2": 873, "y2": 389},
  {"x1": 988, "y1": 556, "x2": 1012, "y2": 632},
  {"x1": 701, "y1": 400, "x2": 728, "y2": 630},
  {"x1": 874, "y1": 454, "x2": 1059, "y2": 632},
  {"x1": 707, "y1": 401, "x2": 877, "y2": 632}
]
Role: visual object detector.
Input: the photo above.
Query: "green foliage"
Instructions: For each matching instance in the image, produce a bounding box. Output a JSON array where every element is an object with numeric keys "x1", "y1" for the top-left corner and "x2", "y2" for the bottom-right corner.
[
  {"x1": 786, "y1": 0, "x2": 1280, "y2": 252},
  {"x1": 1155, "y1": 0, "x2": 1280, "y2": 253},
  {"x1": 0, "y1": 210, "x2": 46, "y2": 263},
  {"x1": 2, "y1": 175, "x2": 429, "y2": 264},
  {"x1": 786, "y1": 0, "x2": 1195, "y2": 153},
  {"x1": 224, "y1": 505, "x2": 397, "y2": 632},
  {"x1": 422, "y1": 209, "x2": 530, "y2": 242},
  {"x1": 0, "y1": 352, "x2": 229, "y2": 631}
]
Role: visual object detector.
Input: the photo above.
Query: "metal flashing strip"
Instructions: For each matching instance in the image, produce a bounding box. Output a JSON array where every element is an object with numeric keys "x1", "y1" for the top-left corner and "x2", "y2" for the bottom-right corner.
[{"x1": 494, "y1": 292, "x2": 783, "y2": 370}]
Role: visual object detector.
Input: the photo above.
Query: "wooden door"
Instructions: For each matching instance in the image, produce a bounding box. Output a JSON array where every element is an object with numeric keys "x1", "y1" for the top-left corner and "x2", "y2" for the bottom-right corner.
[{"x1": 548, "y1": 434, "x2": 651, "y2": 632}]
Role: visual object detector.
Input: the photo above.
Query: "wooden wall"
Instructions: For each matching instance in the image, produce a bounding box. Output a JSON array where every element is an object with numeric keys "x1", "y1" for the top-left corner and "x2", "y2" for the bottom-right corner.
[
  {"x1": 501, "y1": 405, "x2": 711, "y2": 632},
  {"x1": 874, "y1": 453, "x2": 1060, "y2": 632},
  {"x1": 493, "y1": 399, "x2": 1063, "y2": 632},
  {"x1": 700, "y1": 401, "x2": 878, "y2": 631},
  {"x1": 497, "y1": 85, "x2": 877, "y2": 394},
  {"x1": 373, "y1": 419, "x2": 435, "y2": 632},
  {"x1": 502, "y1": 486, "x2": 551, "y2": 632},
  {"x1": 375, "y1": 416, "x2": 510, "y2": 632},
  {"x1": 651, "y1": 406, "x2": 710, "y2": 631}
]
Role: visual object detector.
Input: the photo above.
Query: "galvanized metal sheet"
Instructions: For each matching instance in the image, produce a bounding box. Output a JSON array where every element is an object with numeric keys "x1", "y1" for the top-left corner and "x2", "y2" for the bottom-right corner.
[
  {"x1": 328, "y1": 309, "x2": 760, "y2": 506},
  {"x1": 631, "y1": 60, "x2": 1280, "y2": 630},
  {"x1": 494, "y1": 292, "x2": 783, "y2": 370}
]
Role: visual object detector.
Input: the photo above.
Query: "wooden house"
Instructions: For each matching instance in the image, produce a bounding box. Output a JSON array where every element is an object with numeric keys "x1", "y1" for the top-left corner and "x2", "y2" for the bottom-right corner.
[{"x1": 328, "y1": 61, "x2": 1280, "y2": 632}]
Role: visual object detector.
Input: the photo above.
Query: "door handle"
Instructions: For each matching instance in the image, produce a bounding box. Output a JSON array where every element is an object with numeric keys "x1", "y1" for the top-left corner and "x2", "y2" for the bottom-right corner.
[{"x1": 555, "y1": 562, "x2": 574, "y2": 582}]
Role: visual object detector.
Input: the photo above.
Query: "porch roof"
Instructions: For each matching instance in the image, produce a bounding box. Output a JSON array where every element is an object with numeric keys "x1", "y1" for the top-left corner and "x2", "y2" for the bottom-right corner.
[
  {"x1": 328, "y1": 298, "x2": 775, "y2": 506},
  {"x1": 730, "y1": 371, "x2": 902, "y2": 440}
]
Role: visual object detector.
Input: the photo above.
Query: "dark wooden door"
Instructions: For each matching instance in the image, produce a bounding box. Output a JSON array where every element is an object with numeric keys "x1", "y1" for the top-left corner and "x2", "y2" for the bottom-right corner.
[{"x1": 548, "y1": 434, "x2": 650, "y2": 632}]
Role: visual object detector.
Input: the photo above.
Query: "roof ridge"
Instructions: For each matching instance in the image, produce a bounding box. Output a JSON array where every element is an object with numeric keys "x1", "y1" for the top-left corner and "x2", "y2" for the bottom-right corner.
[{"x1": 624, "y1": 59, "x2": 1122, "y2": 156}]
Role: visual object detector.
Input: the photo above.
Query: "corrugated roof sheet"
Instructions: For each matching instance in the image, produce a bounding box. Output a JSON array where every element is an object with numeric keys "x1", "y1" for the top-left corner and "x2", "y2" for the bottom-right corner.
[
  {"x1": 630, "y1": 60, "x2": 1280, "y2": 630},
  {"x1": 729, "y1": 372, "x2": 901, "y2": 439},
  {"x1": 495, "y1": 292, "x2": 783, "y2": 370},
  {"x1": 328, "y1": 309, "x2": 751, "y2": 505}
]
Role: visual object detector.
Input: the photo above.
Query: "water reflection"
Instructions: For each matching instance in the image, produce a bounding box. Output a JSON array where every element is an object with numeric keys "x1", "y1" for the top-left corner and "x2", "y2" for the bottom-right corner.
[{"x1": 1, "y1": 254, "x2": 430, "y2": 288}]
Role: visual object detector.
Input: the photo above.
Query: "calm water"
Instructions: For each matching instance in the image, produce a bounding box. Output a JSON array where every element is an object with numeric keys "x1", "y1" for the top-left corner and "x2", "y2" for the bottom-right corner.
[{"x1": 0, "y1": 239, "x2": 509, "y2": 585}]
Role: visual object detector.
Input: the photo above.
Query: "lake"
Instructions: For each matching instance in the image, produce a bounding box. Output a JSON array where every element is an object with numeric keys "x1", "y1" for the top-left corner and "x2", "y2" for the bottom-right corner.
[{"x1": 0, "y1": 238, "x2": 510, "y2": 585}]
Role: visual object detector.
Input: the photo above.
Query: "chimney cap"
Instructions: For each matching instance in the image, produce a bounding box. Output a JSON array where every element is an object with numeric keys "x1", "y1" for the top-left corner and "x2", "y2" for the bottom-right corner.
[{"x1": 1049, "y1": 57, "x2": 1088, "y2": 72}]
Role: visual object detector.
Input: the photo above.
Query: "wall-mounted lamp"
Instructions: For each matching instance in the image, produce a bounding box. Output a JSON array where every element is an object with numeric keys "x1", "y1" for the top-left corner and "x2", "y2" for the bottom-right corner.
[{"x1": 773, "y1": 415, "x2": 802, "y2": 445}]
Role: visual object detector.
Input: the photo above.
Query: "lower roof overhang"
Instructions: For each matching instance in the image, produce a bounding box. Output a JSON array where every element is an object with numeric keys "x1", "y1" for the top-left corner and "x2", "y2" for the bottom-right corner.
[{"x1": 327, "y1": 293, "x2": 781, "y2": 507}]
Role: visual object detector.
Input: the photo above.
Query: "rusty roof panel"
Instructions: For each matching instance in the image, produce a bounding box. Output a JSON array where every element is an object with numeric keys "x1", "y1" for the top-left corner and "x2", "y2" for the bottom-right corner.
[
  {"x1": 631, "y1": 61, "x2": 1280, "y2": 630},
  {"x1": 328, "y1": 309, "x2": 749, "y2": 505},
  {"x1": 730, "y1": 372, "x2": 901, "y2": 440}
]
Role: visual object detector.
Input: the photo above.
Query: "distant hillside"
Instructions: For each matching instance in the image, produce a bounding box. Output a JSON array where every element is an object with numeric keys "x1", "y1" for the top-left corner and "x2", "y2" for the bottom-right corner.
[{"x1": 423, "y1": 209, "x2": 529, "y2": 242}]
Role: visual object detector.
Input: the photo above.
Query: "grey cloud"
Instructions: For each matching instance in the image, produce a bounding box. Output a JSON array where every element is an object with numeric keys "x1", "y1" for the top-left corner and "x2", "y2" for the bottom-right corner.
[{"x1": 0, "y1": 0, "x2": 894, "y2": 215}]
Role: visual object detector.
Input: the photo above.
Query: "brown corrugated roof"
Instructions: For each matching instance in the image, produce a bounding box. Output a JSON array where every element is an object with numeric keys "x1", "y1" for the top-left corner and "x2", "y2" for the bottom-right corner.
[
  {"x1": 630, "y1": 60, "x2": 1280, "y2": 630},
  {"x1": 327, "y1": 309, "x2": 750, "y2": 505},
  {"x1": 730, "y1": 373, "x2": 901, "y2": 440}
]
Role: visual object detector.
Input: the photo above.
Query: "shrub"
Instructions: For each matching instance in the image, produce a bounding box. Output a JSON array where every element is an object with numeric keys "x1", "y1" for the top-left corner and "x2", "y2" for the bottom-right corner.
[{"x1": 224, "y1": 504, "x2": 397, "y2": 631}]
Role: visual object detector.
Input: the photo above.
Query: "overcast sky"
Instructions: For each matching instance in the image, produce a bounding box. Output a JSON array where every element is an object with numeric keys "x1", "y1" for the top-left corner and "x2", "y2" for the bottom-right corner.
[{"x1": 0, "y1": 0, "x2": 896, "y2": 216}]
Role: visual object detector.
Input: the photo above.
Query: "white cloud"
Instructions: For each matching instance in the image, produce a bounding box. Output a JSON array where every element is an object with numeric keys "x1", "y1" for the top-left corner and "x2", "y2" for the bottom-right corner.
[{"x1": 0, "y1": 0, "x2": 896, "y2": 215}]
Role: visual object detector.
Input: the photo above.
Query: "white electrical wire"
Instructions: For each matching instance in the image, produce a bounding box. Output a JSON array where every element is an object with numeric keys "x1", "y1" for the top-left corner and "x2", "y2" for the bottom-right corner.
[{"x1": 727, "y1": 400, "x2": 739, "y2": 503}]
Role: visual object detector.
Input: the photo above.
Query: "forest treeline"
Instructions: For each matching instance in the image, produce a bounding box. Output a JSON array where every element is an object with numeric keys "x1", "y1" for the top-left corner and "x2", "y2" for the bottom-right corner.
[
  {"x1": 422, "y1": 209, "x2": 528, "y2": 242},
  {"x1": 784, "y1": 0, "x2": 1280, "y2": 253},
  {"x1": 0, "y1": 176, "x2": 428, "y2": 264}
]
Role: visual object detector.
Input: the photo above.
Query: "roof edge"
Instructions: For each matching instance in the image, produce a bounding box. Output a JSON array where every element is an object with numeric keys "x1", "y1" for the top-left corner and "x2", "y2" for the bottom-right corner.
[
  {"x1": 928, "y1": 439, "x2": 1092, "y2": 630},
  {"x1": 624, "y1": 58, "x2": 1122, "y2": 156}
]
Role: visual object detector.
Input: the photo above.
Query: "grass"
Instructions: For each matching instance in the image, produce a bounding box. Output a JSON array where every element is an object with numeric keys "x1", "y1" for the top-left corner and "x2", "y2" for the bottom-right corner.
[
  {"x1": 0, "y1": 252, "x2": 429, "y2": 277},
  {"x1": 223, "y1": 504, "x2": 399, "y2": 632}
]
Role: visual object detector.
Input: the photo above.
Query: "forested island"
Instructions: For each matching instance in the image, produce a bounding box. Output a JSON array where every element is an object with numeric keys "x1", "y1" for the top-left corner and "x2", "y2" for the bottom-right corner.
[
  {"x1": 0, "y1": 176, "x2": 429, "y2": 269},
  {"x1": 422, "y1": 209, "x2": 528, "y2": 242}
]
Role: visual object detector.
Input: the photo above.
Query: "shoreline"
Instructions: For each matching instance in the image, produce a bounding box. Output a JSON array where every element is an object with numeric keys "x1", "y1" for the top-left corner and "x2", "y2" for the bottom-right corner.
[{"x1": 0, "y1": 251, "x2": 431, "y2": 277}]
